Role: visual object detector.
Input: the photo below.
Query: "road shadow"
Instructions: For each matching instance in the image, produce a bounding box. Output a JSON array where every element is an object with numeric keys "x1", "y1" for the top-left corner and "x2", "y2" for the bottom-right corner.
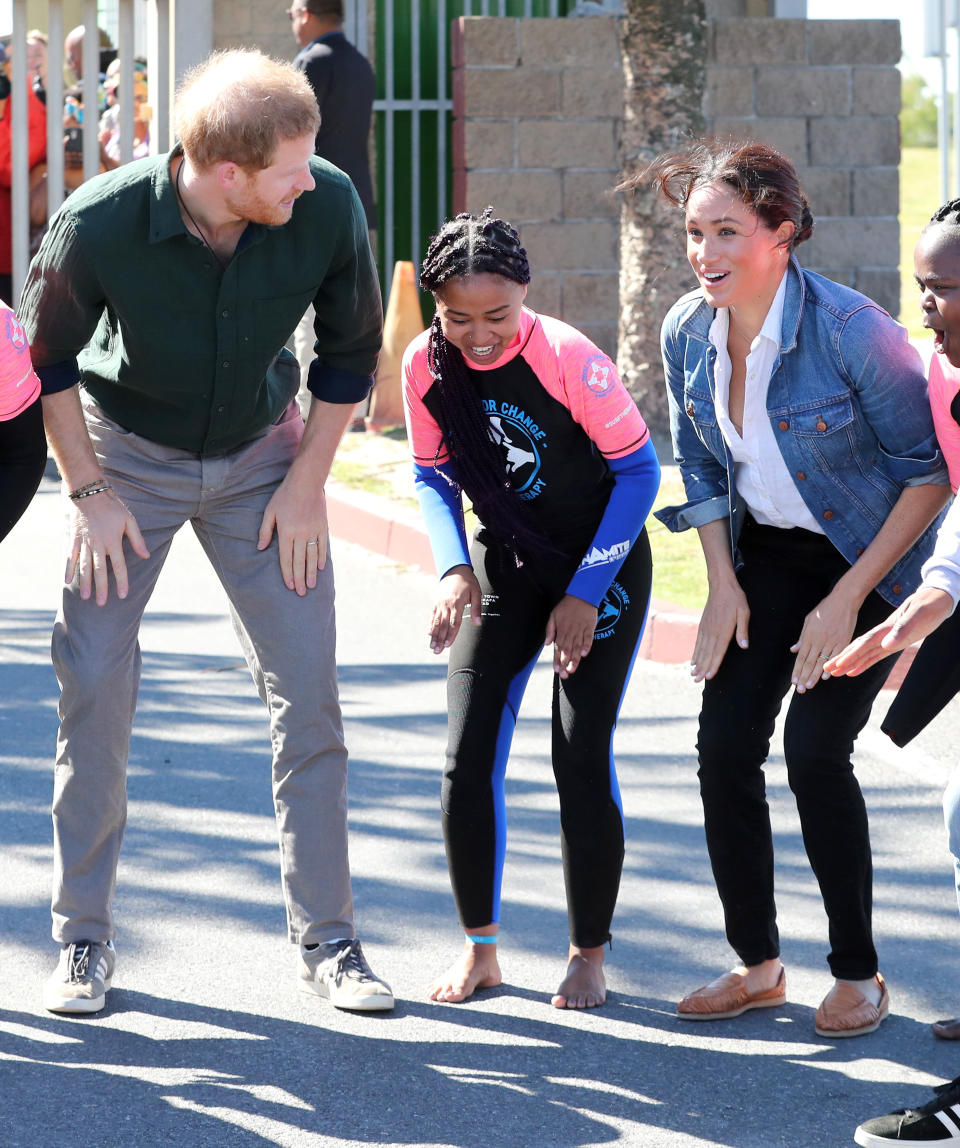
[
  {"x1": 3, "y1": 605, "x2": 960, "y2": 1146},
  {"x1": 0, "y1": 987, "x2": 953, "y2": 1148}
]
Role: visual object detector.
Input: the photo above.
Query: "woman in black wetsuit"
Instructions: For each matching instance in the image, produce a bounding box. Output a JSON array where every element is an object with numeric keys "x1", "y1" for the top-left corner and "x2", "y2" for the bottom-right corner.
[{"x1": 402, "y1": 209, "x2": 660, "y2": 1009}]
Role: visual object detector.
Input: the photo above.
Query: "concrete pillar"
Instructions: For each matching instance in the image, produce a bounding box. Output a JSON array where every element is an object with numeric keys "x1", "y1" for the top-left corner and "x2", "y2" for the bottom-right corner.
[{"x1": 174, "y1": 0, "x2": 213, "y2": 81}]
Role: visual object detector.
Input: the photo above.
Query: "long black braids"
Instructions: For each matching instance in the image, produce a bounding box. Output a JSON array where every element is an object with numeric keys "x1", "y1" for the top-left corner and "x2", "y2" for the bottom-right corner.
[{"x1": 419, "y1": 207, "x2": 555, "y2": 560}]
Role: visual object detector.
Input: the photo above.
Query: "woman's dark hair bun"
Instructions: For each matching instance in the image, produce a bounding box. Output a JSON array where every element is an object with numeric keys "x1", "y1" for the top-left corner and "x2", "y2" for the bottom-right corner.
[{"x1": 794, "y1": 201, "x2": 814, "y2": 247}]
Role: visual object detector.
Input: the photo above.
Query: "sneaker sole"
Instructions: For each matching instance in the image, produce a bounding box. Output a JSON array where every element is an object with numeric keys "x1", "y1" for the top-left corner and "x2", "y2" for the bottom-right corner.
[
  {"x1": 853, "y1": 1127, "x2": 921, "y2": 1148},
  {"x1": 299, "y1": 978, "x2": 394, "y2": 1011},
  {"x1": 43, "y1": 975, "x2": 112, "y2": 1015},
  {"x1": 330, "y1": 992, "x2": 394, "y2": 1012}
]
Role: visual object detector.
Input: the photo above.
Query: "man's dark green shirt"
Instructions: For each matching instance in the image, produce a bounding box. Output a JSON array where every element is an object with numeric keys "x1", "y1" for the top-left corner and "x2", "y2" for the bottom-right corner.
[{"x1": 20, "y1": 146, "x2": 383, "y2": 454}]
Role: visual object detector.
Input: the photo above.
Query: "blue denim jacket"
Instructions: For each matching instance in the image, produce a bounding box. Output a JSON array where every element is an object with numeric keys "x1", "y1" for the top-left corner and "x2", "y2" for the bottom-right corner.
[{"x1": 655, "y1": 258, "x2": 948, "y2": 605}]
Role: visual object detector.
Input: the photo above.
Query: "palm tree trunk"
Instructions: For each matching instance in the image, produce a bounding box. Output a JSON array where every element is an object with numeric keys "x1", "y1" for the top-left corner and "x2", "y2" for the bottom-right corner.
[{"x1": 618, "y1": 0, "x2": 707, "y2": 435}]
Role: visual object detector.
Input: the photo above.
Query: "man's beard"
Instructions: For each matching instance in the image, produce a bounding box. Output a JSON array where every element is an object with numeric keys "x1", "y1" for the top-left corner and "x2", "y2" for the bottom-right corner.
[{"x1": 224, "y1": 185, "x2": 295, "y2": 227}]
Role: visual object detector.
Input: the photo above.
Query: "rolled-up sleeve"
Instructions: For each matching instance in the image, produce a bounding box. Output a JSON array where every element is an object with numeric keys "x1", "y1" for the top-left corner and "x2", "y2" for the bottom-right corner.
[
  {"x1": 306, "y1": 184, "x2": 383, "y2": 404},
  {"x1": 842, "y1": 306, "x2": 948, "y2": 488},
  {"x1": 20, "y1": 209, "x2": 105, "y2": 393},
  {"x1": 653, "y1": 309, "x2": 731, "y2": 534}
]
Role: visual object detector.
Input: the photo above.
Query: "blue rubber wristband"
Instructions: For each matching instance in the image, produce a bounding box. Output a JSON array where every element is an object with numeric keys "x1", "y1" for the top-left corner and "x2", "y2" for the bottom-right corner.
[{"x1": 465, "y1": 934, "x2": 498, "y2": 944}]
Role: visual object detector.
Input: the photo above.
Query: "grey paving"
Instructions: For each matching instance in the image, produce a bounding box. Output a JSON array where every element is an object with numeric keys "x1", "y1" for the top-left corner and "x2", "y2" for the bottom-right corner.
[{"x1": 2, "y1": 474, "x2": 960, "y2": 1146}]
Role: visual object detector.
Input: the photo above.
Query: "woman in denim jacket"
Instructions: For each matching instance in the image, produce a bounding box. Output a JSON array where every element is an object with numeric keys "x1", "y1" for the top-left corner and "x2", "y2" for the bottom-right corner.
[{"x1": 644, "y1": 140, "x2": 949, "y2": 1038}]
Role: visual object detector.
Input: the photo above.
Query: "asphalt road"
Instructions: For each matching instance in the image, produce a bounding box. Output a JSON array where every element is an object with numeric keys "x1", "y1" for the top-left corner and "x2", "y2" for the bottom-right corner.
[{"x1": 2, "y1": 474, "x2": 960, "y2": 1147}]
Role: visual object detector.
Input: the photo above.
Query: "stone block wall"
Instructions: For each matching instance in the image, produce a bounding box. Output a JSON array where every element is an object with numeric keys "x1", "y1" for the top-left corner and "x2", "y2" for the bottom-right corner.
[
  {"x1": 451, "y1": 17, "x2": 623, "y2": 355},
  {"x1": 455, "y1": 15, "x2": 904, "y2": 360},
  {"x1": 212, "y1": 0, "x2": 293, "y2": 57},
  {"x1": 707, "y1": 18, "x2": 902, "y2": 314}
]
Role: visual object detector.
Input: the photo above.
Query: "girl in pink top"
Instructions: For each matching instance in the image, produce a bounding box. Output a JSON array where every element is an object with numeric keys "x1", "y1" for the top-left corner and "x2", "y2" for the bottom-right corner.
[
  {"x1": 830, "y1": 199, "x2": 960, "y2": 1068},
  {"x1": 0, "y1": 299, "x2": 45, "y2": 540},
  {"x1": 928, "y1": 351, "x2": 960, "y2": 493}
]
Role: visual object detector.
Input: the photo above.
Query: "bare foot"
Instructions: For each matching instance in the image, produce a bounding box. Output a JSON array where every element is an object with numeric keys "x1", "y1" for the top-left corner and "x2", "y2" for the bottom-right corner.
[
  {"x1": 736, "y1": 958, "x2": 783, "y2": 996},
  {"x1": 551, "y1": 944, "x2": 606, "y2": 1009},
  {"x1": 834, "y1": 975, "x2": 884, "y2": 1008},
  {"x1": 428, "y1": 942, "x2": 502, "y2": 1003}
]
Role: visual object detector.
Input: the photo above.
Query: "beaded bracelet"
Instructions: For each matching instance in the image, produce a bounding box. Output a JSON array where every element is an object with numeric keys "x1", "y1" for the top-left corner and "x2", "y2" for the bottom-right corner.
[
  {"x1": 69, "y1": 478, "x2": 109, "y2": 498},
  {"x1": 69, "y1": 482, "x2": 113, "y2": 501}
]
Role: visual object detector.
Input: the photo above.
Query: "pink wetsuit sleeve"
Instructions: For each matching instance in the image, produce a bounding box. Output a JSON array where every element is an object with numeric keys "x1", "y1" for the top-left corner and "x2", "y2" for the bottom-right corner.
[
  {"x1": 928, "y1": 353, "x2": 960, "y2": 494},
  {"x1": 402, "y1": 331, "x2": 449, "y2": 467},
  {"x1": 0, "y1": 305, "x2": 41, "y2": 421},
  {"x1": 529, "y1": 316, "x2": 649, "y2": 459}
]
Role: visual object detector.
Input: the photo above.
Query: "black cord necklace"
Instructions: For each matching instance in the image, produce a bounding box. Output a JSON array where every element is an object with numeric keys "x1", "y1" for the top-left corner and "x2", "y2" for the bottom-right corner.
[{"x1": 175, "y1": 159, "x2": 226, "y2": 270}]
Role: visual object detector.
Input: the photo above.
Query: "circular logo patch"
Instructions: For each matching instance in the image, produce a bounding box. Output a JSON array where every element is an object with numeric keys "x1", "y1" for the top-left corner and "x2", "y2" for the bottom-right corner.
[
  {"x1": 486, "y1": 413, "x2": 543, "y2": 495},
  {"x1": 583, "y1": 355, "x2": 613, "y2": 395},
  {"x1": 595, "y1": 580, "x2": 631, "y2": 640},
  {"x1": 6, "y1": 312, "x2": 26, "y2": 352}
]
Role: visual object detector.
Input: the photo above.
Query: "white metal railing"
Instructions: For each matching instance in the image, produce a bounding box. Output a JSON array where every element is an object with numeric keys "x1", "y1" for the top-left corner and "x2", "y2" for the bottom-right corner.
[
  {"x1": 9, "y1": 0, "x2": 209, "y2": 304},
  {"x1": 925, "y1": 0, "x2": 960, "y2": 204},
  {"x1": 11, "y1": 0, "x2": 581, "y2": 306},
  {"x1": 10, "y1": 0, "x2": 31, "y2": 304}
]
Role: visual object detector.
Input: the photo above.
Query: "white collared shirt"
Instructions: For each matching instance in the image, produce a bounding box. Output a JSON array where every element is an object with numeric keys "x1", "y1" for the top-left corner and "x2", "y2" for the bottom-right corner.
[{"x1": 708, "y1": 273, "x2": 824, "y2": 534}]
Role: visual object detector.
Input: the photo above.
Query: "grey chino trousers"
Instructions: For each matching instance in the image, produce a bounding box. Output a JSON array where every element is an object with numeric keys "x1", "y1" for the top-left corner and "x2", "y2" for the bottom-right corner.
[{"x1": 50, "y1": 397, "x2": 354, "y2": 947}]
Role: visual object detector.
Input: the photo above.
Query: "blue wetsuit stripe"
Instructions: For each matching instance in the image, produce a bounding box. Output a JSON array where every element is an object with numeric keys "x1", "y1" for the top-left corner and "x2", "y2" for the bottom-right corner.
[
  {"x1": 606, "y1": 593, "x2": 651, "y2": 817},
  {"x1": 490, "y1": 650, "x2": 541, "y2": 921}
]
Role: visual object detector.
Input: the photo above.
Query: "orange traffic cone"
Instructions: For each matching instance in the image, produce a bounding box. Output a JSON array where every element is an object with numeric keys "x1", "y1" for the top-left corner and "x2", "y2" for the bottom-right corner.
[{"x1": 367, "y1": 260, "x2": 425, "y2": 432}]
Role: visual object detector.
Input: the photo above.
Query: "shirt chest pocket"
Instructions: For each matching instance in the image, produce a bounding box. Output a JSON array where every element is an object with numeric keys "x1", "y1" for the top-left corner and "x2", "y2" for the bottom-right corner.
[
  {"x1": 252, "y1": 293, "x2": 314, "y2": 353},
  {"x1": 683, "y1": 390, "x2": 724, "y2": 459},
  {"x1": 782, "y1": 393, "x2": 856, "y2": 467}
]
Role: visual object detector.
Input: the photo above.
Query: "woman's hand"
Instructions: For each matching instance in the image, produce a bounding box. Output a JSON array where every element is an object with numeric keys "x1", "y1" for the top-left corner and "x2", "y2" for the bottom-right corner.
[
  {"x1": 795, "y1": 481, "x2": 949, "y2": 689},
  {"x1": 824, "y1": 586, "x2": 955, "y2": 678},
  {"x1": 544, "y1": 594, "x2": 598, "y2": 679},
  {"x1": 789, "y1": 586, "x2": 861, "y2": 692},
  {"x1": 690, "y1": 519, "x2": 748, "y2": 682},
  {"x1": 691, "y1": 577, "x2": 750, "y2": 682},
  {"x1": 429, "y1": 565, "x2": 481, "y2": 653}
]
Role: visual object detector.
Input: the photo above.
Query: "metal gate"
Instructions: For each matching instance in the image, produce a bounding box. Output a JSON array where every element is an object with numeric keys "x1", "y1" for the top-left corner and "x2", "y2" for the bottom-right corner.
[
  {"x1": 8, "y1": 0, "x2": 192, "y2": 301},
  {"x1": 12, "y1": 0, "x2": 584, "y2": 304}
]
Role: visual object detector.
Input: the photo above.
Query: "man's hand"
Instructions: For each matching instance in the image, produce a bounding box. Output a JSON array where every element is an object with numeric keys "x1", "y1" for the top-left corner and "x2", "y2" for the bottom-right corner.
[
  {"x1": 257, "y1": 472, "x2": 329, "y2": 596},
  {"x1": 255, "y1": 397, "x2": 360, "y2": 594},
  {"x1": 43, "y1": 389, "x2": 150, "y2": 606},
  {"x1": 67, "y1": 487, "x2": 150, "y2": 605}
]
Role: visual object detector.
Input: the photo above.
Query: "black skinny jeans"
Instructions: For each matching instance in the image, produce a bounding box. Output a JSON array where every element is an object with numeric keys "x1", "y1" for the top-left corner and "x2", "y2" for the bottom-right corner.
[
  {"x1": 0, "y1": 399, "x2": 46, "y2": 542},
  {"x1": 696, "y1": 517, "x2": 894, "y2": 980}
]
